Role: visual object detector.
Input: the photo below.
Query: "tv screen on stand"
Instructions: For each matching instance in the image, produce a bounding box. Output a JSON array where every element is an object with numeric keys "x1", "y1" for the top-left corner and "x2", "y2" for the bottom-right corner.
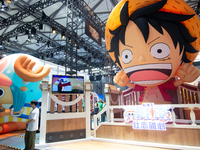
[{"x1": 51, "y1": 75, "x2": 84, "y2": 95}]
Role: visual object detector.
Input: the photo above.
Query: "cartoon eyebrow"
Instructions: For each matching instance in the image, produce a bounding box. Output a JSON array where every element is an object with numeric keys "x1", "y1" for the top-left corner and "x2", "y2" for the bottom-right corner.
[
  {"x1": 124, "y1": 45, "x2": 133, "y2": 48},
  {"x1": 148, "y1": 37, "x2": 160, "y2": 45}
]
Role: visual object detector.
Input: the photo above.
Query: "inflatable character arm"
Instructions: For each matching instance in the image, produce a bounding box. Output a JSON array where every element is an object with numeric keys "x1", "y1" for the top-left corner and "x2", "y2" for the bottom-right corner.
[
  {"x1": 14, "y1": 55, "x2": 51, "y2": 82},
  {"x1": 114, "y1": 71, "x2": 135, "y2": 89},
  {"x1": 0, "y1": 107, "x2": 25, "y2": 118},
  {"x1": 174, "y1": 63, "x2": 200, "y2": 87}
]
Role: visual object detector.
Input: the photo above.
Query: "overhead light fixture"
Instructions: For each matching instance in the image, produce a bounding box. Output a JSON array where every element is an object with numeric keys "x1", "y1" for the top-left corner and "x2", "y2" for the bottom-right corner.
[
  {"x1": 39, "y1": 23, "x2": 43, "y2": 30},
  {"x1": 47, "y1": 41, "x2": 50, "y2": 49},
  {"x1": 25, "y1": 29, "x2": 29, "y2": 35},
  {"x1": 36, "y1": 40, "x2": 39, "y2": 46},
  {"x1": 52, "y1": 27, "x2": 56, "y2": 34},
  {"x1": 76, "y1": 45, "x2": 79, "y2": 50},
  {"x1": 1, "y1": 1, "x2": 9, "y2": 11},
  {"x1": 0, "y1": 41, "x2": 2, "y2": 48},
  {"x1": 6, "y1": 0, "x2": 11, "y2": 3},
  {"x1": 27, "y1": 35, "x2": 31, "y2": 42},
  {"x1": 15, "y1": 35, "x2": 19, "y2": 42},
  {"x1": 31, "y1": 27, "x2": 36, "y2": 37},
  {"x1": 61, "y1": 31, "x2": 65, "y2": 39},
  {"x1": 69, "y1": 37, "x2": 71, "y2": 42}
]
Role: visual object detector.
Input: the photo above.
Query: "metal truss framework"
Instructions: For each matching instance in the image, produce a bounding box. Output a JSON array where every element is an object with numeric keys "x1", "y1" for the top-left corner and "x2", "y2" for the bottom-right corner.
[
  {"x1": 1, "y1": 0, "x2": 198, "y2": 73},
  {"x1": 0, "y1": 0, "x2": 108, "y2": 72}
]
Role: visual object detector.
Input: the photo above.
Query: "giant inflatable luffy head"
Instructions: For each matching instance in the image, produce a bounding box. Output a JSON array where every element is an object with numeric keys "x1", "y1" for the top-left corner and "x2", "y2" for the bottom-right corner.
[{"x1": 105, "y1": 0, "x2": 200, "y2": 86}]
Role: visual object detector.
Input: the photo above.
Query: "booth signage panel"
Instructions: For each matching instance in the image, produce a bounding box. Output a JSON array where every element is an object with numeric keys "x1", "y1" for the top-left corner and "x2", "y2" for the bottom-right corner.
[
  {"x1": 85, "y1": 19, "x2": 102, "y2": 46},
  {"x1": 124, "y1": 103, "x2": 172, "y2": 131}
]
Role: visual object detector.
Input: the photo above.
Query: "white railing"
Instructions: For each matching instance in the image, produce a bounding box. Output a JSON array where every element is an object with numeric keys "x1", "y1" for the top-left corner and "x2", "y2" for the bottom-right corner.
[{"x1": 93, "y1": 104, "x2": 200, "y2": 138}]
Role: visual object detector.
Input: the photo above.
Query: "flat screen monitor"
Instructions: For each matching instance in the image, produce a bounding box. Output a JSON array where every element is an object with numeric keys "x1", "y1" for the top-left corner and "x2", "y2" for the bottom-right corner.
[{"x1": 51, "y1": 75, "x2": 84, "y2": 95}]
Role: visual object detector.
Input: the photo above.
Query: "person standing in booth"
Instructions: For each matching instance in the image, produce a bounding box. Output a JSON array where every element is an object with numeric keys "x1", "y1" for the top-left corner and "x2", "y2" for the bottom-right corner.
[
  {"x1": 24, "y1": 100, "x2": 39, "y2": 150},
  {"x1": 101, "y1": 100, "x2": 106, "y2": 122},
  {"x1": 94, "y1": 101, "x2": 99, "y2": 114},
  {"x1": 98, "y1": 99, "x2": 103, "y2": 122}
]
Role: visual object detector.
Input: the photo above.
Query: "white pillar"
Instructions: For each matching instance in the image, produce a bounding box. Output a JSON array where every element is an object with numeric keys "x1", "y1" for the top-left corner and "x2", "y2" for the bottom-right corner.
[
  {"x1": 84, "y1": 80, "x2": 93, "y2": 138},
  {"x1": 104, "y1": 84, "x2": 110, "y2": 122},
  {"x1": 39, "y1": 78, "x2": 50, "y2": 145}
]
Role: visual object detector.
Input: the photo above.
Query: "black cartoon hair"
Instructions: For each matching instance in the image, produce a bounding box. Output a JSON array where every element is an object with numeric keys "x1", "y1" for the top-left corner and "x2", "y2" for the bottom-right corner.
[{"x1": 109, "y1": 0, "x2": 198, "y2": 68}]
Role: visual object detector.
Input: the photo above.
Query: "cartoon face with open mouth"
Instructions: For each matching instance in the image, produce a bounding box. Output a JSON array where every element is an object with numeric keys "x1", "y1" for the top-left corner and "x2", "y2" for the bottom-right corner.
[
  {"x1": 119, "y1": 21, "x2": 183, "y2": 86},
  {"x1": 124, "y1": 63, "x2": 172, "y2": 85}
]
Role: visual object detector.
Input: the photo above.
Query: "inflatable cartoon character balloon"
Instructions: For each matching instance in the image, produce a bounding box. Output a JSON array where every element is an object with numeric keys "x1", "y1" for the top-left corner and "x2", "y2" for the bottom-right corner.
[
  {"x1": 0, "y1": 54, "x2": 50, "y2": 133},
  {"x1": 105, "y1": 0, "x2": 200, "y2": 104}
]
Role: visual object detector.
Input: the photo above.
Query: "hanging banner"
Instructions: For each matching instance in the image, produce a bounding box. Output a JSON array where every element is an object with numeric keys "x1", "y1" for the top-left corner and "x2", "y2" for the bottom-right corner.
[
  {"x1": 85, "y1": 19, "x2": 102, "y2": 46},
  {"x1": 124, "y1": 103, "x2": 172, "y2": 130}
]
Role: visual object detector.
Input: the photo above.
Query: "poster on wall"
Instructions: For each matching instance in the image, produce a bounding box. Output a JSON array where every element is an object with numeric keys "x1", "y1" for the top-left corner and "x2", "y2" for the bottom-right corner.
[{"x1": 124, "y1": 103, "x2": 172, "y2": 130}]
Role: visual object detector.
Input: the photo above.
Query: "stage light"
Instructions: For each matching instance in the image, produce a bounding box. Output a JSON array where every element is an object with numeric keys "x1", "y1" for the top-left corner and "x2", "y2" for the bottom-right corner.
[
  {"x1": 36, "y1": 40, "x2": 39, "y2": 46},
  {"x1": 52, "y1": 27, "x2": 56, "y2": 34},
  {"x1": 89, "y1": 76, "x2": 94, "y2": 81},
  {"x1": 96, "y1": 75, "x2": 102, "y2": 81},
  {"x1": 0, "y1": 41, "x2": 2, "y2": 48},
  {"x1": 61, "y1": 31, "x2": 65, "y2": 39},
  {"x1": 27, "y1": 35, "x2": 31, "y2": 43},
  {"x1": 6, "y1": 0, "x2": 11, "y2": 3},
  {"x1": 31, "y1": 27, "x2": 36, "y2": 36},
  {"x1": 76, "y1": 45, "x2": 79, "y2": 50},
  {"x1": 25, "y1": 29, "x2": 29, "y2": 35},
  {"x1": 39, "y1": 23, "x2": 43, "y2": 30},
  {"x1": 1, "y1": 1, "x2": 9, "y2": 11},
  {"x1": 69, "y1": 37, "x2": 71, "y2": 42},
  {"x1": 14, "y1": 36, "x2": 19, "y2": 42},
  {"x1": 47, "y1": 41, "x2": 50, "y2": 49}
]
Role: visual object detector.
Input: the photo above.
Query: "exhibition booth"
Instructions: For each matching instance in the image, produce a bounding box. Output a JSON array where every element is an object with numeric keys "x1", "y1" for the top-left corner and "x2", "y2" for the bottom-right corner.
[{"x1": 1, "y1": 0, "x2": 200, "y2": 149}]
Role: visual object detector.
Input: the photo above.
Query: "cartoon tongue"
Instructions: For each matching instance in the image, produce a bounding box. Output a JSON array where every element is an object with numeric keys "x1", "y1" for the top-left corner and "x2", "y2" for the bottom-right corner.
[{"x1": 130, "y1": 70, "x2": 168, "y2": 81}]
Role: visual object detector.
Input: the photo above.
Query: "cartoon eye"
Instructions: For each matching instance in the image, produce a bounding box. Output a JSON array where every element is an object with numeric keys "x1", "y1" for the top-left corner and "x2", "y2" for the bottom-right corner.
[
  {"x1": 0, "y1": 88, "x2": 5, "y2": 98},
  {"x1": 150, "y1": 43, "x2": 170, "y2": 59},
  {"x1": 131, "y1": 113, "x2": 134, "y2": 116},
  {"x1": 121, "y1": 49, "x2": 132, "y2": 64},
  {"x1": 128, "y1": 113, "x2": 130, "y2": 116}
]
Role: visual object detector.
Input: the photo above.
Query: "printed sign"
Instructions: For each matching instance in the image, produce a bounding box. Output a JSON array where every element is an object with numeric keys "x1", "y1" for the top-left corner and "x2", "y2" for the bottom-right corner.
[
  {"x1": 124, "y1": 103, "x2": 172, "y2": 130},
  {"x1": 85, "y1": 19, "x2": 102, "y2": 46}
]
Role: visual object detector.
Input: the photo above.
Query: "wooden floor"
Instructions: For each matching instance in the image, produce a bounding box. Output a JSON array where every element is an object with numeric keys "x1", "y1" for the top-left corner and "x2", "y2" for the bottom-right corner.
[
  {"x1": 52, "y1": 141, "x2": 174, "y2": 150},
  {"x1": 0, "y1": 130, "x2": 25, "y2": 140},
  {"x1": 0, "y1": 130, "x2": 175, "y2": 150}
]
